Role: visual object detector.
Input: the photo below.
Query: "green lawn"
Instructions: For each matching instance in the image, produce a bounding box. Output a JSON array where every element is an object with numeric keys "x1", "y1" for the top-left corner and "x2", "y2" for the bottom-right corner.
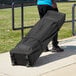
[{"x1": 0, "y1": 2, "x2": 76, "y2": 53}]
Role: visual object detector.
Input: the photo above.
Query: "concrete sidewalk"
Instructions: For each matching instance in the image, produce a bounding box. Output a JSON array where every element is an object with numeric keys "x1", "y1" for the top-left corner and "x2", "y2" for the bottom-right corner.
[{"x1": 0, "y1": 36, "x2": 76, "y2": 76}]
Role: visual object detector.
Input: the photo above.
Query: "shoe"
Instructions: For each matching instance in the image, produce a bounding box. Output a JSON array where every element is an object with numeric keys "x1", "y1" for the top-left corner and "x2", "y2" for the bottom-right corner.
[
  {"x1": 51, "y1": 46, "x2": 64, "y2": 52},
  {"x1": 44, "y1": 47, "x2": 49, "y2": 52}
]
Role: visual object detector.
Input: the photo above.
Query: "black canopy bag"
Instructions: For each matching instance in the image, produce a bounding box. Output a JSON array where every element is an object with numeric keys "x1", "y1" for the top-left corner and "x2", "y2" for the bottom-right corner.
[{"x1": 10, "y1": 11, "x2": 65, "y2": 67}]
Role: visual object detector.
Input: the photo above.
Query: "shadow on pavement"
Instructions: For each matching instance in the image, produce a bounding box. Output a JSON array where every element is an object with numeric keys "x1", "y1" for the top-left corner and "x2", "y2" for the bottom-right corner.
[{"x1": 34, "y1": 45, "x2": 76, "y2": 67}]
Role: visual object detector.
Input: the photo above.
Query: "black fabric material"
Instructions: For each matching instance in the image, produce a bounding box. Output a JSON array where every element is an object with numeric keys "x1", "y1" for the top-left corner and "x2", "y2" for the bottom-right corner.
[
  {"x1": 37, "y1": 5, "x2": 58, "y2": 18},
  {"x1": 10, "y1": 11, "x2": 65, "y2": 66}
]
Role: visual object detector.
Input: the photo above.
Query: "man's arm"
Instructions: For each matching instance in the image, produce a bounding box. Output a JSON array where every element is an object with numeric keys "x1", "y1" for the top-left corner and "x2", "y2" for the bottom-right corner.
[{"x1": 52, "y1": 0, "x2": 57, "y2": 8}]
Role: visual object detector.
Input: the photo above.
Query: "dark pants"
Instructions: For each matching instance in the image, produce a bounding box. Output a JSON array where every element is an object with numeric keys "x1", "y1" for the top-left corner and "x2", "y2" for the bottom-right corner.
[{"x1": 37, "y1": 5, "x2": 59, "y2": 47}]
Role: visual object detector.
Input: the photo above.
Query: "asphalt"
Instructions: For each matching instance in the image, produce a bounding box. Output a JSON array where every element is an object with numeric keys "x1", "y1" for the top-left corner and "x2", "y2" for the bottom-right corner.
[{"x1": 0, "y1": 36, "x2": 76, "y2": 76}]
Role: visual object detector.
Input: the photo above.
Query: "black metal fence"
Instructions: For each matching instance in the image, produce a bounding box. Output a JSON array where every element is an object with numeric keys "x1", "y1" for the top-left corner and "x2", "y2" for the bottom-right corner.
[
  {"x1": 0, "y1": 0, "x2": 76, "y2": 38},
  {"x1": 72, "y1": 4, "x2": 76, "y2": 35}
]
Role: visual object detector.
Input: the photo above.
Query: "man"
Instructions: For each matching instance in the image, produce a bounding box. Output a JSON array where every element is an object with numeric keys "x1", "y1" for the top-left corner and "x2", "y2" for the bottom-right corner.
[{"x1": 37, "y1": 0, "x2": 64, "y2": 52}]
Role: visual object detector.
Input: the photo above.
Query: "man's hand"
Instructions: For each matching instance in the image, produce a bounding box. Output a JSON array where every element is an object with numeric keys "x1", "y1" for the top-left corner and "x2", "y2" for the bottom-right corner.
[{"x1": 52, "y1": 0, "x2": 57, "y2": 8}]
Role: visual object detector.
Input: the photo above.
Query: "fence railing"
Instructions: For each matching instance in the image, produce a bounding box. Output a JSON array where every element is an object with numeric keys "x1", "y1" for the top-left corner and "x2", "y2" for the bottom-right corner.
[{"x1": 0, "y1": 1, "x2": 76, "y2": 38}]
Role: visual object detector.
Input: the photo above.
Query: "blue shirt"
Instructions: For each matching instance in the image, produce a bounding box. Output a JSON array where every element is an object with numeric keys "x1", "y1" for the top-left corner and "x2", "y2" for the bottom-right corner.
[{"x1": 37, "y1": 0, "x2": 53, "y2": 6}]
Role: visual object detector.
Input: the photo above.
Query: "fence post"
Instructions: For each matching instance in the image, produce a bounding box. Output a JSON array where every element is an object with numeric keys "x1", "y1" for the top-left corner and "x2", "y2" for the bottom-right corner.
[{"x1": 72, "y1": 4, "x2": 76, "y2": 36}]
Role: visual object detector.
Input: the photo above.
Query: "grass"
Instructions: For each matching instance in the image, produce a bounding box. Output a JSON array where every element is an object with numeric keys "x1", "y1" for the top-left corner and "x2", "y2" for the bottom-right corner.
[{"x1": 0, "y1": 2, "x2": 76, "y2": 53}]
